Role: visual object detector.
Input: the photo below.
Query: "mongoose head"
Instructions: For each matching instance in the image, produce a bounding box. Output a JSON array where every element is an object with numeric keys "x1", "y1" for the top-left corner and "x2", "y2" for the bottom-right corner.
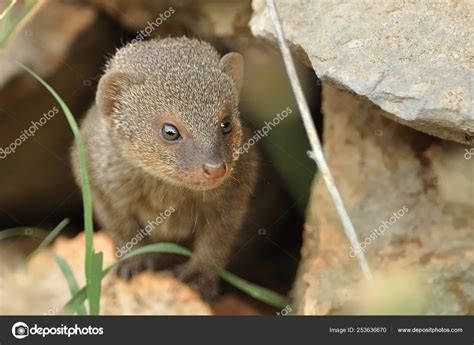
[{"x1": 96, "y1": 38, "x2": 245, "y2": 191}]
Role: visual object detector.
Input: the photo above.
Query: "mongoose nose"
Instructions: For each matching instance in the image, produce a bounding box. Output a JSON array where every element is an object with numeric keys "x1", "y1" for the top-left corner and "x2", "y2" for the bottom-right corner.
[{"x1": 202, "y1": 162, "x2": 227, "y2": 180}]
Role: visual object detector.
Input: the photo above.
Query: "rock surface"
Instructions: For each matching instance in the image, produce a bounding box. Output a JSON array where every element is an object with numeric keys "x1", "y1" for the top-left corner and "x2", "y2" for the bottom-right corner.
[
  {"x1": 0, "y1": 0, "x2": 121, "y2": 227},
  {"x1": 84, "y1": 0, "x2": 252, "y2": 39},
  {"x1": 0, "y1": 232, "x2": 212, "y2": 315},
  {"x1": 250, "y1": 0, "x2": 474, "y2": 144},
  {"x1": 0, "y1": 1, "x2": 96, "y2": 85},
  {"x1": 292, "y1": 84, "x2": 474, "y2": 315}
]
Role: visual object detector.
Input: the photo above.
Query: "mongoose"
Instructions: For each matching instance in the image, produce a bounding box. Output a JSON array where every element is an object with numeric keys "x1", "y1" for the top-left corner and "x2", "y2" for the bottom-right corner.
[{"x1": 71, "y1": 37, "x2": 260, "y2": 300}]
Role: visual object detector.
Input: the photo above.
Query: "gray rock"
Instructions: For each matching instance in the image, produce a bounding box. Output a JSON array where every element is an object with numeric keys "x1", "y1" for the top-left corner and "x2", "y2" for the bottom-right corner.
[
  {"x1": 0, "y1": 232, "x2": 212, "y2": 315},
  {"x1": 0, "y1": 1, "x2": 96, "y2": 85},
  {"x1": 291, "y1": 84, "x2": 474, "y2": 315},
  {"x1": 250, "y1": 0, "x2": 474, "y2": 144}
]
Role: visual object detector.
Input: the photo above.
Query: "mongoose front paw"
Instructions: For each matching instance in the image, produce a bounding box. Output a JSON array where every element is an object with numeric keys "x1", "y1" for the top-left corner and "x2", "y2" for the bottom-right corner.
[
  {"x1": 114, "y1": 255, "x2": 158, "y2": 281},
  {"x1": 173, "y1": 264, "x2": 219, "y2": 302}
]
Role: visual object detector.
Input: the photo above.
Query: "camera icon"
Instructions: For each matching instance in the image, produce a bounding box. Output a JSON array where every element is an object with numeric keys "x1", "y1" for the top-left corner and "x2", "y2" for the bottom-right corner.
[{"x1": 12, "y1": 322, "x2": 29, "y2": 339}]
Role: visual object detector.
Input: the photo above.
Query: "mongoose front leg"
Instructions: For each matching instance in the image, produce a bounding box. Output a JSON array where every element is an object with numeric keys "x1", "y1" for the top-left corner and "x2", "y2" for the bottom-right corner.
[
  {"x1": 174, "y1": 207, "x2": 246, "y2": 301},
  {"x1": 93, "y1": 197, "x2": 163, "y2": 280}
]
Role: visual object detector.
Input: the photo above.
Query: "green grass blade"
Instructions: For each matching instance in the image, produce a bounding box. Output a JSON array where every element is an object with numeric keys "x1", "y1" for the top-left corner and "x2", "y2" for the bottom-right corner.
[
  {"x1": 25, "y1": 218, "x2": 69, "y2": 262},
  {"x1": 18, "y1": 63, "x2": 98, "y2": 315},
  {"x1": 63, "y1": 286, "x2": 87, "y2": 314},
  {"x1": 0, "y1": 227, "x2": 48, "y2": 241},
  {"x1": 63, "y1": 243, "x2": 289, "y2": 313},
  {"x1": 120, "y1": 244, "x2": 290, "y2": 307},
  {"x1": 15, "y1": 63, "x2": 94, "y2": 241},
  {"x1": 213, "y1": 266, "x2": 289, "y2": 308},
  {"x1": 0, "y1": 219, "x2": 68, "y2": 250},
  {"x1": 35, "y1": 218, "x2": 70, "y2": 251},
  {"x1": 87, "y1": 251, "x2": 103, "y2": 315},
  {"x1": 49, "y1": 252, "x2": 87, "y2": 315},
  {"x1": 0, "y1": 0, "x2": 37, "y2": 48},
  {"x1": 0, "y1": 0, "x2": 16, "y2": 44},
  {"x1": 121, "y1": 243, "x2": 193, "y2": 259},
  {"x1": 25, "y1": 218, "x2": 71, "y2": 267},
  {"x1": 63, "y1": 243, "x2": 192, "y2": 314}
]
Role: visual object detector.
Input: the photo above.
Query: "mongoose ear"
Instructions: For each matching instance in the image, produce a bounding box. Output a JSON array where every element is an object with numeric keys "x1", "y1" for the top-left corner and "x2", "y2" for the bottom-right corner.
[
  {"x1": 220, "y1": 52, "x2": 244, "y2": 94},
  {"x1": 96, "y1": 72, "x2": 135, "y2": 117}
]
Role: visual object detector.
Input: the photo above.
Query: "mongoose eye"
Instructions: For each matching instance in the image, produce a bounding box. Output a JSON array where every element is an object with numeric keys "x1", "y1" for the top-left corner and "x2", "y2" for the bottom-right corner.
[
  {"x1": 161, "y1": 124, "x2": 181, "y2": 141},
  {"x1": 220, "y1": 119, "x2": 232, "y2": 135}
]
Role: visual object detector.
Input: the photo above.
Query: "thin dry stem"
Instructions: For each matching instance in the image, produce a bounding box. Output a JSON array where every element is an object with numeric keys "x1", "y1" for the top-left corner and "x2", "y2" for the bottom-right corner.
[{"x1": 265, "y1": 0, "x2": 374, "y2": 283}]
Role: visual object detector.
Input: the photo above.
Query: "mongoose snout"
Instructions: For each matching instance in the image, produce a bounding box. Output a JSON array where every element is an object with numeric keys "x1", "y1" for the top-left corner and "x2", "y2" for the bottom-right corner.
[{"x1": 202, "y1": 162, "x2": 227, "y2": 180}]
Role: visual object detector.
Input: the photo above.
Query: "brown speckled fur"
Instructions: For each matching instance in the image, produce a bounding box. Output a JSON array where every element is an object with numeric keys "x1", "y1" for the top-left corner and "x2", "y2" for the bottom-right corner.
[{"x1": 71, "y1": 37, "x2": 261, "y2": 300}]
